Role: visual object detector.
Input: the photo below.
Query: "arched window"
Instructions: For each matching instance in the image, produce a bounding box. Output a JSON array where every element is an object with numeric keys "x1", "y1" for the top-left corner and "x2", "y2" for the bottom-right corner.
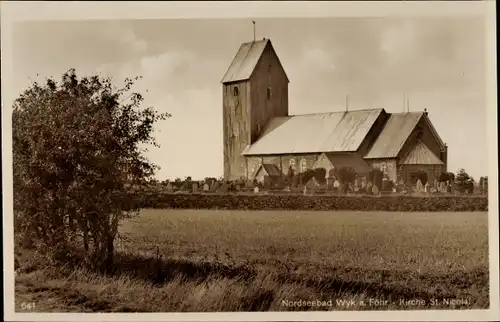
[
  {"x1": 300, "y1": 159, "x2": 308, "y2": 173},
  {"x1": 380, "y1": 162, "x2": 388, "y2": 174},
  {"x1": 267, "y1": 87, "x2": 272, "y2": 100},
  {"x1": 233, "y1": 86, "x2": 239, "y2": 96}
]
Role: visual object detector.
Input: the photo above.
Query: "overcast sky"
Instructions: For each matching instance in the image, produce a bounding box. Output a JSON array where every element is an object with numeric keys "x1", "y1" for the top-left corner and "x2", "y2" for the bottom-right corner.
[{"x1": 12, "y1": 17, "x2": 488, "y2": 180}]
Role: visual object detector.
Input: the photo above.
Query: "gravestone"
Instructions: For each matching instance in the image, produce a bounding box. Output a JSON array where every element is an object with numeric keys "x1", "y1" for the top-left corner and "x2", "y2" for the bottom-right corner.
[
  {"x1": 424, "y1": 182, "x2": 430, "y2": 193},
  {"x1": 166, "y1": 182, "x2": 173, "y2": 192},
  {"x1": 192, "y1": 183, "x2": 198, "y2": 193},
  {"x1": 366, "y1": 181, "x2": 373, "y2": 194},
  {"x1": 372, "y1": 185, "x2": 379, "y2": 195},
  {"x1": 439, "y1": 181, "x2": 446, "y2": 192},
  {"x1": 254, "y1": 186, "x2": 260, "y2": 193},
  {"x1": 203, "y1": 183, "x2": 209, "y2": 192},
  {"x1": 416, "y1": 179, "x2": 424, "y2": 193}
]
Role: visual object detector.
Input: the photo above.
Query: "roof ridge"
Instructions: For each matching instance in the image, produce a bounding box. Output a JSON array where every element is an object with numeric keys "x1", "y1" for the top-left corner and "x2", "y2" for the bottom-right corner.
[
  {"x1": 389, "y1": 111, "x2": 425, "y2": 115},
  {"x1": 289, "y1": 108, "x2": 383, "y2": 117}
]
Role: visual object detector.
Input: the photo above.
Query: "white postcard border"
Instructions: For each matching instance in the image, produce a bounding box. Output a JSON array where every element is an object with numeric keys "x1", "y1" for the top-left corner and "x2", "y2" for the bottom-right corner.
[{"x1": 2, "y1": 1, "x2": 498, "y2": 321}]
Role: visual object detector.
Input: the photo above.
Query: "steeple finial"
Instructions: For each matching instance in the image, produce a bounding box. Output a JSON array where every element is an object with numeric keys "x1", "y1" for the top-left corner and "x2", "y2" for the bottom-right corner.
[{"x1": 252, "y1": 21, "x2": 256, "y2": 42}]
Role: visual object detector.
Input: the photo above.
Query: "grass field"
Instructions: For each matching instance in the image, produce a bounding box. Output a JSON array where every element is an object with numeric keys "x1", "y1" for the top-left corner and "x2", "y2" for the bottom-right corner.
[{"x1": 15, "y1": 209, "x2": 489, "y2": 312}]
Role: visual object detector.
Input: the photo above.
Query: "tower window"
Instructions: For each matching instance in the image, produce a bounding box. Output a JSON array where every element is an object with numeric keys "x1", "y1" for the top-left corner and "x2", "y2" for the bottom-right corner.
[
  {"x1": 233, "y1": 86, "x2": 239, "y2": 96},
  {"x1": 267, "y1": 87, "x2": 272, "y2": 100},
  {"x1": 268, "y1": 65, "x2": 272, "y2": 72}
]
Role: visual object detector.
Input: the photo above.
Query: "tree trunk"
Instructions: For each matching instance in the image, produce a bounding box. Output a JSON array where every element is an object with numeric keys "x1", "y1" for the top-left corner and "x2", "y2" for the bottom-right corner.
[
  {"x1": 83, "y1": 221, "x2": 89, "y2": 252},
  {"x1": 104, "y1": 232, "x2": 114, "y2": 274}
]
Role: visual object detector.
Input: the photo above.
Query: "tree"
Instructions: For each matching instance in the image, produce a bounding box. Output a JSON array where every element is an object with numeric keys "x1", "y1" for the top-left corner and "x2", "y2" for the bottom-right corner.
[
  {"x1": 300, "y1": 169, "x2": 315, "y2": 185},
  {"x1": 367, "y1": 168, "x2": 383, "y2": 191},
  {"x1": 312, "y1": 168, "x2": 327, "y2": 185},
  {"x1": 439, "y1": 172, "x2": 455, "y2": 183},
  {"x1": 337, "y1": 167, "x2": 357, "y2": 185},
  {"x1": 455, "y1": 168, "x2": 474, "y2": 194},
  {"x1": 336, "y1": 167, "x2": 357, "y2": 194},
  {"x1": 12, "y1": 69, "x2": 169, "y2": 272},
  {"x1": 479, "y1": 176, "x2": 488, "y2": 195}
]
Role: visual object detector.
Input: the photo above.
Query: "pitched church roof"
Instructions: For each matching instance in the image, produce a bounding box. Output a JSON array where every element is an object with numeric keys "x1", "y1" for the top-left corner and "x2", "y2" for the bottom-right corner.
[
  {"x1": 242, "y1": 109, "x2": 384, "y2": 155},
  {"x1": 221, "y1": 39, "x2": 289, "y2": 84},
  {"x1": 364, "y1": 111, "x2": 446, "y2": 159},
  {"x1": 364, "y1": 112, "x2": 423, "y2": 159},
  {"x1": 323, "y1": 153, "x2": 372, "y2": 173},
  {"x1": 313, "y1": 152, "x2": 372, "y2": 174},
  {"x1": 254, "y1": 163, "x2": 283, "y2": 177},
  {"x1": 402, "y1": 141, "x2": 444, "y2": 165}
]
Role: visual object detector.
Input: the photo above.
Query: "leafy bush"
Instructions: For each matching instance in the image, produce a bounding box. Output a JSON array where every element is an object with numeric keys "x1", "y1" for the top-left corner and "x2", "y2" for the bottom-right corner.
[
  {"x1": 382, "y1": 179, "x2": 395, "y2": 192},
  {"x1": 337, "y1": 167, "x2": 357, "y2": 185},
  {"x1": 439, "y1": 172, "x2": 455, "y2": 183},
  {"x1": 368, "y1": 169, "x2": 383, "y2": 190},
  {"x1": 13, "y1": 69, "x2": 168, "y2": 272},
  {"x1": 455, "y1": 169, "x2": 474, "y2": 194},
  {"x1": 313, "y1": 168, "x2": 327, "y2": 185},
  {"x1": 136, "y1": 193, "x2": 488, "y2": 212}
]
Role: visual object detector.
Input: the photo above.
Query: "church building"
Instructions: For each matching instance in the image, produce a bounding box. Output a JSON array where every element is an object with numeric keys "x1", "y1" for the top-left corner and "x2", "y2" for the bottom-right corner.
[{"x1": 221, "y1": 38, "x2": 448, "y2": 185}]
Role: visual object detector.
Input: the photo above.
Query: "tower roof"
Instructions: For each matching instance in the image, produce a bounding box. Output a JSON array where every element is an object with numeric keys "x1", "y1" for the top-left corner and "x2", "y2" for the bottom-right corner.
[{"x1": 221, "y1": 39, "x2": 289, "y2": 84}]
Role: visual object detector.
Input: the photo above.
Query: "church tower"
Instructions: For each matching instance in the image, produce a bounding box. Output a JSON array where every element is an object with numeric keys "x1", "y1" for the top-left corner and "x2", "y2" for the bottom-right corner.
[{"x1": 221, "y1": 38, "x2": 289, "y2": 181}]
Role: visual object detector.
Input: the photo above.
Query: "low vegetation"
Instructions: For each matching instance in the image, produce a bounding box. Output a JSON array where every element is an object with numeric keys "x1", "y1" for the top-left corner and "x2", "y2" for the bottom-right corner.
[
  {"x1": 136, "y1": 193, "x2": 488, "y2": 212},
  {"x1": 15, "y1": 209, "x2": 489, "y2": 312}
]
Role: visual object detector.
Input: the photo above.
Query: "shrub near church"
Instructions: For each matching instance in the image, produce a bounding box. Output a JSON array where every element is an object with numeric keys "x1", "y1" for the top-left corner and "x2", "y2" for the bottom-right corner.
[{"x1": 137, "y1": 192, "x2": 487, "y2": 212}]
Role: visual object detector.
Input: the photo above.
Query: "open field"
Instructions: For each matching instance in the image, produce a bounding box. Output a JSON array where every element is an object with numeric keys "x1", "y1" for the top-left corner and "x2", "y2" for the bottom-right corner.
[{"x1": 15, "y1": 209, "x2": 489, "y2": 312}]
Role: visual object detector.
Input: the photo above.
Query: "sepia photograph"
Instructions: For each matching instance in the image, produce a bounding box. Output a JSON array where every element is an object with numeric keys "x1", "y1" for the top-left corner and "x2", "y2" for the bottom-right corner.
[{"x1": 2, "y1": 1, "x2": 498, "y2": 321}]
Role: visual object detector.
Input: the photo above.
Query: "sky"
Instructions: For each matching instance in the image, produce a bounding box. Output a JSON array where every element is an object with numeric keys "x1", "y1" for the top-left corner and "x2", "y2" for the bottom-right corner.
[{"x1": 11, "y1": 17, "x2": 488, "y2": 181}]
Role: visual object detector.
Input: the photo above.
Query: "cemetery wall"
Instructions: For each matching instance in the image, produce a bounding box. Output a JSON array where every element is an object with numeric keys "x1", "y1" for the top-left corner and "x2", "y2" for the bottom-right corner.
[{"x1": 135, "y1": 192, "x2": 488, "y2": 212}]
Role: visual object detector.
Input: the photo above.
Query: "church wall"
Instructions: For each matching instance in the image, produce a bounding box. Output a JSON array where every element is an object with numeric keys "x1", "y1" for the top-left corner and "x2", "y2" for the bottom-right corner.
[
  {"x1": 223, "y1": 81, "x2": 252, "y2": 181},
  {"x1": 400, "y1": 164, "x2": 445, "y2": 185},
  {"x1": 246, "y1": 156, "x2": 263, "y2": 180},
  {"x1": 245, "y1": 154, "x2": 320, "y2": 180},
  {"x1": 250, "y1": 43, "x2": 289, "y2": 144},
  {"x1": 280, "y1": 154, "x2": 320, "y2": 175},
  {"x1": 366, "y1": 159, "x2": 398, "y2": 183}
]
